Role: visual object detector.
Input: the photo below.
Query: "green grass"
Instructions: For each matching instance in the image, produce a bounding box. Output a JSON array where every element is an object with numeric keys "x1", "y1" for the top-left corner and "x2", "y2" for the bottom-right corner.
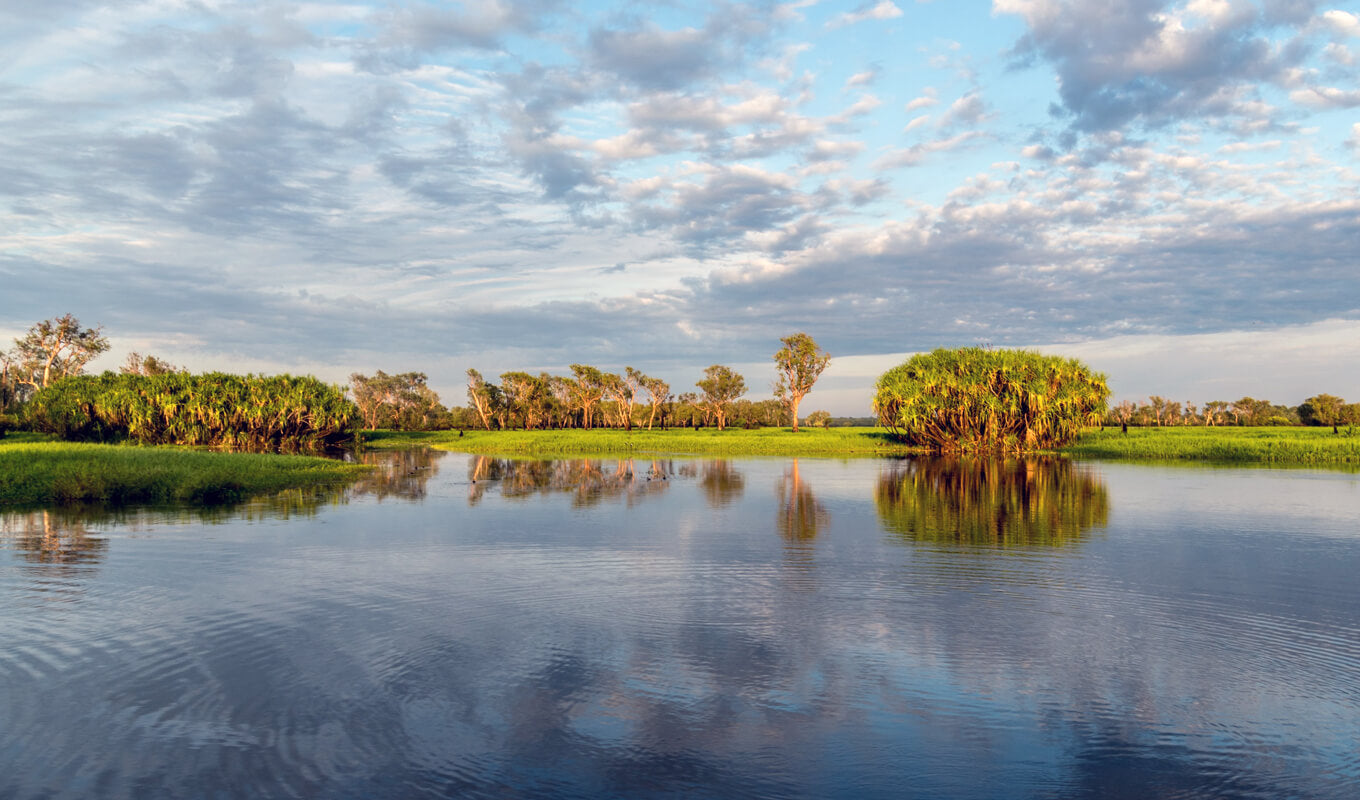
[
  {"x1": 1062, "y1": 426, "x2": 1360, "y2": 465},
  {"x1": 367, "y1": 425, "x2": 1360, "y2": 466},
  {"x1": 0, "y1": 437, "x2": 371, "y2": 507},
  {"x1": 364, "y1": 427, "x2": 923, "y2": 457}
]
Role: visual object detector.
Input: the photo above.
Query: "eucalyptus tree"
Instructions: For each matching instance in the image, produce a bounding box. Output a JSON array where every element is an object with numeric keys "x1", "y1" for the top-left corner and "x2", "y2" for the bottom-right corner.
[
  {"x1": 636, "y1": 372, "x2": 671, "y2": 430},
  {"x1": 773, "y1": 332, "x2": 830, "y2": 432},
  {"x1": 350, "y1": 371, "x2": 444, "y2": 430},
  {"x1": 500, "y1": 371, "x2": 552, "y2": 430},
  {"x1": 120, "y1": 352, "x2": 183, "y2": 376},
  {"x1": 569, "y1": 364, "x2": 607, "y2": 429},
  {"x1": 873, "y1": 348, "x2": 1108, "y2": 453},
  {"x1": 696, "y1": 365, "x2": 746, "y2": 431},
  {"x1": 466, "y1": 369, "x2": 501, "y2": 430},
  {"x1": 9, "y1": 314, "x2": 109, "y2": 394}
]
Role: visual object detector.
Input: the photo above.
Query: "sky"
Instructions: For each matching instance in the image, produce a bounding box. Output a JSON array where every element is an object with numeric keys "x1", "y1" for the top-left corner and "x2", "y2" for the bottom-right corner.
[{"x1": 2, "y1": 0, "x2": 1359, "y2": 415}]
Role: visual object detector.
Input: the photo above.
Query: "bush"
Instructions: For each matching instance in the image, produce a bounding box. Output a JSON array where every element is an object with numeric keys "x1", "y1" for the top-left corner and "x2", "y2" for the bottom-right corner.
[
  {"x1": 24, "y1": 372, "x2": 358, "y2": 452},
  {"x1": 873, "y1": 348, "x2": 1109, "y2": 453}
]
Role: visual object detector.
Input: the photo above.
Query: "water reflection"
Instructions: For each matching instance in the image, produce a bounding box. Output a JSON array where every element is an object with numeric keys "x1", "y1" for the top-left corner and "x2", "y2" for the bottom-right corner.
[
  {"x1": 0, "y1": 510, "x2": 109, "y2": 568},
  {"x1": 350, "y1": 447, "x2": 443, "y2": 501},
  {"x1": 875, "y1": 457, "x2": 1109, "y2": 546},
  {"x1": 467, "y1": 456, "x2": 676, "y2": 506},
  {"x1": 776, "y1": 458, "x2": 827, "y2": 543},
  {"x1": 696, "y1": 459, "x2": 745, "y2": 508}
]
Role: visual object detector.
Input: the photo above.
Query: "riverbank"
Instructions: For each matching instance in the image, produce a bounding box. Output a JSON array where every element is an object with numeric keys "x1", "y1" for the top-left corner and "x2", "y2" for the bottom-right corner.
[
  {"x1": 1065, "y1": 426, "x2": 1360, "y2": 465},
  {"x1": 367, "y1": 426, "x2": 1360, "y2": 465},
  {"x1": 0, "y1": 434, "x2": 371, "y2": 506},
  {"x1": 363, "y1": 427, "x2": 922, "y2": 457}
]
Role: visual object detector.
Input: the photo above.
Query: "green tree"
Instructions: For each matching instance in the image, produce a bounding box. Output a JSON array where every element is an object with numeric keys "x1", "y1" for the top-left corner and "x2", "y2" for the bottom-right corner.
[
  {"x1": 466, "y1": 369, "x2": 502, "y2": 430},
  {"x1": 1299, "y1": 394, "x2": 1345, "y2": 428},
  {"x1": 773, "y1": 332, "x2": 831, "y2": 432},
  {"x1": 637, "y1": 372, "x2": 671, "y2": 430},
  {"x1": 873, "y1": 348, "x2": 1108, "y2": 453},
  {"x1": 120, "y1": 352, "x2": 184, "y2": 376},
  {"x1": 696, "y1": 365, "x2": 746, "y2": 431},
  {"x1": 350, "y1": 371, "x2": 444, "y2": 430},
  {"x1": 568, "y1": 364, "x2": 607, "y2": 429},
  {"x1": 805, "y1": 410, "x2": 831, "y2": 428},
  {"x1": 10, "y1": 314, "x2": 110, "y2": 394}
]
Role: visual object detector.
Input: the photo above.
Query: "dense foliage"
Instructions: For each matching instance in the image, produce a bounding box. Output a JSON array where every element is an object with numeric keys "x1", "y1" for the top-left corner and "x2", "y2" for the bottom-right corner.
[
  {"x1": 873, "y1": 348, "x2": 1109, "y2": 453},
  {"x1": 24, "y1": 372, "x2": 358, "y2": 451}
]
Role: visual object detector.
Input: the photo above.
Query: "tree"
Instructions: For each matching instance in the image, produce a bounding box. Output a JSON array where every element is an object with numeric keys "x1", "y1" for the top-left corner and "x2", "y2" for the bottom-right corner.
[
  {"x1": 873, "y1": 348, "x2": 1108, "y2": 453},
  {"x1": 773, "y1": 332, "x2": 831, "y2": 432},
  {"x1": 637, "y1": 372, "x2": 671, "y2": 430},
  {"x1": 696, "y1": 365, "x2": 746, "y2": 431},
  {"x1": 805, "y1": 410, "x2": 831, "y2": 428},
  {"x1": 349, "y1": 371, "x2": 444, "y2": 430},
  {"x1": 569, "y1": 364, "x2": 607, "y2": 429},
  {"x1": 10, "y1": 314, "x2": 110, "y2": 393},
  {"x1": 466, "y1": 369, "x2": 501, "y2": 430},
  {"x1": 120, "y1": 352, "x2": 184, "y2": 376},
  {"x1": 1299, "y1": 394, "x2": 1345, "y2": 428}
]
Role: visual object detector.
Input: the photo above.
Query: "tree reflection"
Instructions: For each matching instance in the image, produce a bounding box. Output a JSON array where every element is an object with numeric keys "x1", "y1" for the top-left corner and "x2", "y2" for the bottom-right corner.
[
  {"x1": 467, "y1": 456, "x2": 675, "y2": 507},
  {"x1": 350, "y1": 448, "x2": 442, "y2": 501},
  {"x1": 698, "y1": 460, "x2": 745, "y2": 508},
  {"x1": 875, "y1": 457, "x2": 1109, "y2": 547},
  {"x1": 776, "y1": 459, "x2": 827, "y2": 543},
  {"x1": 0, "y1": 510, "x2": 109, "y2": 569}
]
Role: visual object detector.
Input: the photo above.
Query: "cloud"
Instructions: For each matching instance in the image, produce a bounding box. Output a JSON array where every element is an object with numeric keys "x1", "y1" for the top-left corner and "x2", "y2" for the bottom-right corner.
[
  {"x1": 827, "y1": 1, "x2": 904, "y2": 30},
  {"x1": 996, "y1": 0, "x2": 1330, "y2": 136}
]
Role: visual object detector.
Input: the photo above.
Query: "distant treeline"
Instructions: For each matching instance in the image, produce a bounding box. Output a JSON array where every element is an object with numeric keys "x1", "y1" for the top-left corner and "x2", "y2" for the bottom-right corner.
[
  {"x1": 1107, "y1": 394, "x2": 1357, "y2": 429},
  {"x1": 22, "y1": 373, "x2": 357, "y2": 451},
  {"x1": 351, "y1": 364, "x2": 837, "y2": 433}
]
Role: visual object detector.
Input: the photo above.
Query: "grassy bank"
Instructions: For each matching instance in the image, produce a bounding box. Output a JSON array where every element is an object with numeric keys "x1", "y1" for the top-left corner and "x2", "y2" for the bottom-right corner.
[
  {"x1": 0, "y1": 435, "x2": 371, "y2": 507},
  {"x1": 367, "y1": 426, "x2": 1360, "y2": 466},
  {"x1": 364, "y1": 427, "x2": 922, "y2": 457},
  {"x1": 1063, "y1": 426, "x2": 1360, "y2": 465}
]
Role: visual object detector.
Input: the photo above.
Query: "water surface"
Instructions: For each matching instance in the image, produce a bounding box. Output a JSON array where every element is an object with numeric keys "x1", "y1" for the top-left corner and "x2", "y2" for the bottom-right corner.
[{"x1": 2, "y1": 452, "x2": 1357, "y2": 799}]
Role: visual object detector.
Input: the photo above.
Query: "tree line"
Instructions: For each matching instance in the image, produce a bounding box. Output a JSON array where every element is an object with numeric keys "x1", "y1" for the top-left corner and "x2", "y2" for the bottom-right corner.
[
  {"x1": 1106, "y1": 394, "x2": 1359, "y2": 430},
  {"x1": 1, "y1": 317, "x2": 835, "y2": 439},
  {"x1": 353, "y1": 333, "x2": 832, "y2": 433}
]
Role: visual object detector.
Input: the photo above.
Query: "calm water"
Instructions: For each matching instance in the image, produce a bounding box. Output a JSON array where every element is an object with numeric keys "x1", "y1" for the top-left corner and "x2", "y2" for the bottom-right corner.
[{"x1": 2, "y1": 452, "x2": 1358, "y2": 799}]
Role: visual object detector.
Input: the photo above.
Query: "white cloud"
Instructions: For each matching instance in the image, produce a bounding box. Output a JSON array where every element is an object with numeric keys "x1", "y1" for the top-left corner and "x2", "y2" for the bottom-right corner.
[{"x1": 826, "y1": 1, "x2": 904, "y2": 30}]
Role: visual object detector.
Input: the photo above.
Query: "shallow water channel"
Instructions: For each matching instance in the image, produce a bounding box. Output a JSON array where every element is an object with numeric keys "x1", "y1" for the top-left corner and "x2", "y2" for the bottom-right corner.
[{"x1": 2, "y1": 451, "x2": 1358, "y2": 799}]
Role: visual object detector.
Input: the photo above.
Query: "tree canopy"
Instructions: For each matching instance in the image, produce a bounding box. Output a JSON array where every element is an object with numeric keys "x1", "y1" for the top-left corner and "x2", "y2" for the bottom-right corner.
[
  {"x1": 696, "y1": 365, "x2": 746, "y2": 431},
  {"x1": 873, "y1": 348, "x2": 1109, "y2": 453},
  {"x1": 773, "y1": 332, "x2": 830, "y2": 432}
]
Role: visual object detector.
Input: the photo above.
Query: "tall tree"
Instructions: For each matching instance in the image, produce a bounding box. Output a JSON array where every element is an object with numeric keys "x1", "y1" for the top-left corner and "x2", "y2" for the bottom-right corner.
[
  {"x1": 637, "y1": 371, "x2": 671, "y2": 430},
  {"x1": 696, "y1": 365, "x2": 746, "y2": 431},
  {"x1": 773, "y1": 332, "x2": 830, "y2": 432},
  {"x1": 10, "y1": 314, "x2": 110, "y2": 393},
  {"x1": 569, "y1": 364, "x2": 607, "y2": 429},
  {"x1": 466, "y1": 369, "x2": 500, "y2": 430}
]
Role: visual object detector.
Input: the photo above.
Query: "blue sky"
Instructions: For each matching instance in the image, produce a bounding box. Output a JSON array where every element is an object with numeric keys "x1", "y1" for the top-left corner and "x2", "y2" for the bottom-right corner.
[{"x1": 3, "y1": 0, "x2": 1359, "y2": 414}]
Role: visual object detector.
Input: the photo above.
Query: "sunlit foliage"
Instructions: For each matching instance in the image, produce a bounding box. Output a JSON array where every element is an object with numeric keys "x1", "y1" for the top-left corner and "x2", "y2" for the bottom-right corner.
[
  {"x1": 873, "y1": 348, "x2": 1109, "y2": 453},
  {"x1": 24, "y1": 372, "x2": 358, "y2": 451}
]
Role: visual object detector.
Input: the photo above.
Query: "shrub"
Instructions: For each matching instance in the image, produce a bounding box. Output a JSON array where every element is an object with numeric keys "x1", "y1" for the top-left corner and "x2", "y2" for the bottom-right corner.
[
  {"x1": 24, "y1": 372, "x2": 358, "y2": 452},
  {"x1": 873, "y1": 348, "x2": 1109, "y2": 453}
]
